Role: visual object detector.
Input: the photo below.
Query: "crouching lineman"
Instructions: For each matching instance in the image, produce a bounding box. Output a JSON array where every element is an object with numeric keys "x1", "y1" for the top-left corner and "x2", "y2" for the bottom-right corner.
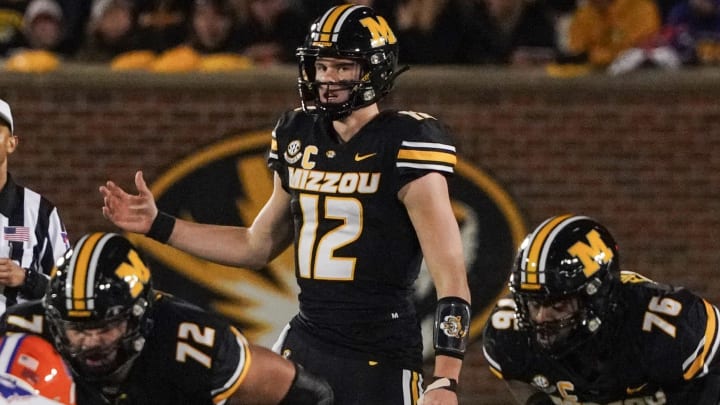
[
  {"x1": 483, "y1": 214, "x2": 720, "y2": 404},
  {"x1": 0, "y1": 232, "x2": 333, "y2": 405}
]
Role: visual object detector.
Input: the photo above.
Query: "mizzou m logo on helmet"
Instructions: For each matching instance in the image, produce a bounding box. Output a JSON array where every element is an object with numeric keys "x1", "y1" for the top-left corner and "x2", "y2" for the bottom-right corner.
[
  {"x1": 567, "y1": 229, "x2": 615, "y2": 278},
  {"x1": 359, "y1": 16, "x2": 397, "y2": 47},
  {"x1": 131, "y1": 131, "x2": 525, "y2": 356},
  {"x1": 115, "y1": 248, "x2": 151, "y2": 299}
]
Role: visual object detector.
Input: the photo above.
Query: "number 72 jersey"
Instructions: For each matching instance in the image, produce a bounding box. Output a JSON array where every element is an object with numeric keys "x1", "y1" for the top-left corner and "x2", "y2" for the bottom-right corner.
[
  {"x1": 483, "y1": 272, "x2": 720, "y2": 404},
  {"x1": 0, "y1": 293, "x2": 251, "y2": 405}
]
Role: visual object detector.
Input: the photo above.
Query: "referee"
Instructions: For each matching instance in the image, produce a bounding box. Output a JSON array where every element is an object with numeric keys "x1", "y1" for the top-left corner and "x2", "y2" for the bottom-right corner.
[{"x1": 0, "y1": 99, "x2": 69, "y2": 313}]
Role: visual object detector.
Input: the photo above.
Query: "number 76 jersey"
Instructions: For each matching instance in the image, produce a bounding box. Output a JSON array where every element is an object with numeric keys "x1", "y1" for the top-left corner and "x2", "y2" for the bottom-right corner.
[
  {"x1": 482, "y1": 271, "x2": 720, "y2": 404},
  {"x1": 268, "y1": 109, "x2": 457, "y2": 367}
]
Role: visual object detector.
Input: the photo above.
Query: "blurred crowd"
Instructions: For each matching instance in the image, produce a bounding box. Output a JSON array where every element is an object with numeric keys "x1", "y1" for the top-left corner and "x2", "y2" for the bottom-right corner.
[{"x1": 0, "y1": 0, "x2": 719, "y2": 74}]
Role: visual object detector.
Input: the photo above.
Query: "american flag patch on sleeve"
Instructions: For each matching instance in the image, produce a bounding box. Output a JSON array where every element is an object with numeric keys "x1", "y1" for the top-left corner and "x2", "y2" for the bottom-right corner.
[{"x1": 3, "y1": 226, "x2": 30, "y2": 242}]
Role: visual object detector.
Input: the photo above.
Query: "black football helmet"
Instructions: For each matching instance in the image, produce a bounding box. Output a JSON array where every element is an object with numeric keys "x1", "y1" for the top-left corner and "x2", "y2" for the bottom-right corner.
[
  {"x1": 296, "y1": 4, "x2": 408, "y2": 119},
  {"x1": 45, "y1": 232, "x2": 154, "y2": 381},
  {"x1": 509, "y1": 214, "x2": 620, "y2": 356}
]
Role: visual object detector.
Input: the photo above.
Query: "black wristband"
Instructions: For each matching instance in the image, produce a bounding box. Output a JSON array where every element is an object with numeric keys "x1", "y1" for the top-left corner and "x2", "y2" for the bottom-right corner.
[{"x1": 146, "y1": 211, "x2": 176, "y2": 243}]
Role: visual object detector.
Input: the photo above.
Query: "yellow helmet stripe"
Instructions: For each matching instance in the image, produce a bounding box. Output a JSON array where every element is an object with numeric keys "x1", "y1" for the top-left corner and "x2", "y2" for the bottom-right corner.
[
  {"x1": 521, "y1": 214, "x2": 574, "y2": 289},
  {"x1": 68, "y1": 233, "x2": 101, "y2": 311},
  {"x1": 67, "y1": 232, "x2": 115, "y2": 313},
  {"x1": 317, "y1": 4, "x2": 359, "y2": 43}
]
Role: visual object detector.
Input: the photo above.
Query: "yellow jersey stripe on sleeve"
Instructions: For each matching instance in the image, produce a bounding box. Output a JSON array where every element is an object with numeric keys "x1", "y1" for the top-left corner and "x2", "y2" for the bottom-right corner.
[
  {"x1": 397, "y1": 141, "x2": 457, "y2": 173},
  {"x1": 683, "y1": 300, "x2": 720, "y2": 380},
  {"x1": 483, "y1": 344, "x2": 504, "y2": 379},
  {"x1": 489, "y1": 366, "x2": 504, "y2": 380},
  {"x1": 397, "y1": 149, "x2": 456, "y2": 165},
  {"x1": 212, "y1": 327, "x2": 253, "y2": 403}
]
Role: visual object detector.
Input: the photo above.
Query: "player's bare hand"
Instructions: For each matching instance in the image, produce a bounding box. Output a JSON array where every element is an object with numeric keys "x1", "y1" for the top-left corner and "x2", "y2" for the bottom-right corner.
[
  {"x1": 0, "y1": 258, "x2": 25, "y2": 287},
  {"x1": 418, "y1": 388, "x2": 458, "y2": 405},
  {"x1": 99, "y1": 170, "x2": 158, "y2": 234}
]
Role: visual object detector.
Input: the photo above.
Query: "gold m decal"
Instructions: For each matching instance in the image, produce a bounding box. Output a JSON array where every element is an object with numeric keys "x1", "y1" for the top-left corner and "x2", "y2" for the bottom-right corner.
[
  {"x1": 359, "y1": 16, "x2": 397, "y2": 47},
  {"x1": 115, "y1": 249, "x2": 151, "y2": 298},
  {"x1": 566, "y1": 229, "x2": 614, "y2": 277}
]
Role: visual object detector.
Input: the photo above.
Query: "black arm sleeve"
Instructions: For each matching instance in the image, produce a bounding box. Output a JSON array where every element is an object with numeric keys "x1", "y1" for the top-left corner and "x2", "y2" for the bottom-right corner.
[{"x1": 278, "y1": 363, "x2": 334, "y2": 405}]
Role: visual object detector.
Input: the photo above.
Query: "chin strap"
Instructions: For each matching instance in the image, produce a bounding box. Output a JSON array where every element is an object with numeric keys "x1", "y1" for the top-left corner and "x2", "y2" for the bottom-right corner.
[{"x1": 389, "y1": 65, "x2": 410, "y2": 83}]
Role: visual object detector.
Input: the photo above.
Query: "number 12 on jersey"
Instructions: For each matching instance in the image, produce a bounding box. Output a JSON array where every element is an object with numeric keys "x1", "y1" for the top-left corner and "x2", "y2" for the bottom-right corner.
[{"x1": 297, "y1": 194, "x2": 363, "y2": 280}]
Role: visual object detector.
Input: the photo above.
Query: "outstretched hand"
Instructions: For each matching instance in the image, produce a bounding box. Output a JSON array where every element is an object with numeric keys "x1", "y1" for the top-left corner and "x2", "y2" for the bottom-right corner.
[{"x1": 100, "y1": 170, "x2": 158, "y2": 235}]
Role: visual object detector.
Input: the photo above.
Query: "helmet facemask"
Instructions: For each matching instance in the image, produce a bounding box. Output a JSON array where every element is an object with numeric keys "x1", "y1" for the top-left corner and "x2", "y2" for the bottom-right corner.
[
  {"x1": 515, "y1": 292, "x2": 603, "y2": 355},
  {"x1": 46, "y1": 297, "x2": 151, "y2": 382}
]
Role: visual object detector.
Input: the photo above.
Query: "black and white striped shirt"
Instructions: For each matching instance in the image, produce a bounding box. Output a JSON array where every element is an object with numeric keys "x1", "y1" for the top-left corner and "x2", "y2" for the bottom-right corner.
[{"x1": 0, "y1": 173, "x2": 69, "y2": 313}]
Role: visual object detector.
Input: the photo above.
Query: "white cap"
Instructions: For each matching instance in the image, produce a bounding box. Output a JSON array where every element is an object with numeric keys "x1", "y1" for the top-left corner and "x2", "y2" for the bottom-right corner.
[
  {"x1": 24, "y1": 0, "x2": 63, "y2": 25},
  {"x1": 90, "y1": 0, "x2": 113, "y2": 22},
  {"x1": 0, "y1": 100, "x2": 12, "y2": 134}
]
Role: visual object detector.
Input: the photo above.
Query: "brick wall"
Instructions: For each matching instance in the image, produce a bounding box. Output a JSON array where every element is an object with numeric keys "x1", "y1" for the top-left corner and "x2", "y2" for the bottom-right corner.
[{"x1": 1, "y1": 66, "x2": 719, "y2": 404}]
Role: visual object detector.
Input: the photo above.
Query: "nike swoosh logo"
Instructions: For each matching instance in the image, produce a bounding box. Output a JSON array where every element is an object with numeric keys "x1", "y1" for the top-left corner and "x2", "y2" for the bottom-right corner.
[
  {"x1": 626, "y1": 383, "x2": 647, "y2": 395},
  {"x1": 354, "y1": 152, "x2": 377, "y2": 162}
]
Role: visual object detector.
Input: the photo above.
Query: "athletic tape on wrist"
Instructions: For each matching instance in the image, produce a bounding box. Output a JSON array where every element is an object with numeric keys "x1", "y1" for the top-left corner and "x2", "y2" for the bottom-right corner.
[
  {"x1": 425, "y1": 377, "x2": 458, "y2": 393},
  {"x1": 146, "y1": 212, "x2": 176, "y2": 243},
  {"x1": 433, "y1": 296, "x2": 471, "y2": 359}
]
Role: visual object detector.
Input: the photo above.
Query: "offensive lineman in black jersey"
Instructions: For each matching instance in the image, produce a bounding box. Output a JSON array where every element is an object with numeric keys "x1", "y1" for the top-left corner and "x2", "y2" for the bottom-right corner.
[
  {"x1": 99, "y1": 4, "x2": 472, "y2": 405},
  {"x1": 483, "y1": 214, "x2": 720, "y2": 405},
  {"x1": 0, "y1": 233, "x2": 333, "y2": 404}
]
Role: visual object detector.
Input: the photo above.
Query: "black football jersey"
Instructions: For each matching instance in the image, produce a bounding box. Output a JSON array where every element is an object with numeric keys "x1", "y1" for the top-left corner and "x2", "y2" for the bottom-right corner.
[
  {"x1": 0, "y1": 292, "x2": 250, "y2": 405},
  {"x1": 482, "y1": 271, "x2": 720, "y2": 404},
  {"x1": 268, "y1": 109, "x2": 457, "y2": 369}
]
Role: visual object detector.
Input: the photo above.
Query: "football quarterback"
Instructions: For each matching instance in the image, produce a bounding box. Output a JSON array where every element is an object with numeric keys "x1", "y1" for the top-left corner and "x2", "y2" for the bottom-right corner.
[{"x1": 100, "y1": 4, "x2": 471, "y2": 405}]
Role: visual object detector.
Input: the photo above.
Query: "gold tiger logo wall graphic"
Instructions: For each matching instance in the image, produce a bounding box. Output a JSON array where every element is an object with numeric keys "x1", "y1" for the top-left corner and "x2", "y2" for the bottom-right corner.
[{"x1": 129, "y1": 131, "x2": 526, "y2": 355}]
